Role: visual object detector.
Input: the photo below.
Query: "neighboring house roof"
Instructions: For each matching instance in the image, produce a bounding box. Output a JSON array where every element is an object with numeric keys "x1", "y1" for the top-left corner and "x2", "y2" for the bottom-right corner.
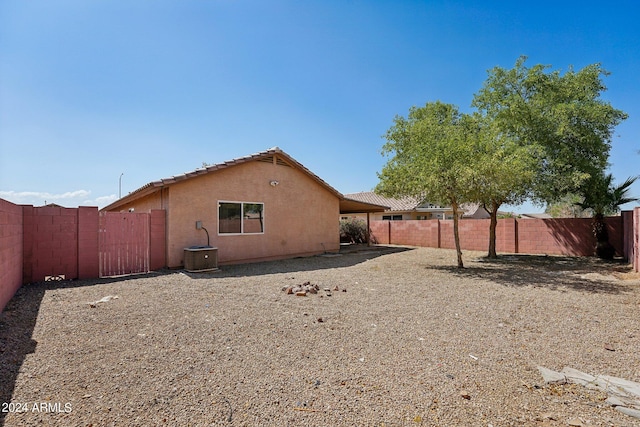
[
  {"x1": 344, "y1": 192, "x2": 492, "y2": 218},
  {"x1": 344, "y1": 192, "x2": 422, "y2": 212},
  {"x1": 102, "y1": 147, "x2": 387, "y2": 214},
  {"x1": 520, "y1": 212, "x2": 553, "y2": 219}
]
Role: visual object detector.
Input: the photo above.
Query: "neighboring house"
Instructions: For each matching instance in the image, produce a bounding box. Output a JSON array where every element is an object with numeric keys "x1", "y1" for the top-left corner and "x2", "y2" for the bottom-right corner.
[
  {"x1": 519, "y1": 212, "x2": 553, "y2": 219},
  {"x1": 342, "y1": 192, "x2": 492, "y2": 221},
  {"x1": 102, "y1": 148, "x2": 384, "y2": 267}
]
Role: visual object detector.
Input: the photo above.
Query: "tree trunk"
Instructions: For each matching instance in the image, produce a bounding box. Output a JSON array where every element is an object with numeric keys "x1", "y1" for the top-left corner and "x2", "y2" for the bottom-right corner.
[
  {"x1": 487, "y1": 201, "x2": 499, "y2": 259},
  {"x1": 451, "y1": 200, "x2": 464, "y2": 268}
]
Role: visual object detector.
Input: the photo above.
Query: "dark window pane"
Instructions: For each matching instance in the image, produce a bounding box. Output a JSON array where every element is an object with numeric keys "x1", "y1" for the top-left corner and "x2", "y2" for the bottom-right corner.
[{"x1": 219, "y1": 202, "x2": 241, "y2": 233}]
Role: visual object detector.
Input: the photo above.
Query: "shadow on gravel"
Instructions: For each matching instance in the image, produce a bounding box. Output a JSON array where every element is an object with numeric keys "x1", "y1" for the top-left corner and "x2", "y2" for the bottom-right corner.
[
  {"x1": 183, "y1": 245, "x2": 414, "y2": 279},
  {"x1": 0, "y1": 285, "x2": 42, "y2": 426},
  {"x1": 0, "y1": 271, "x2": 174, "y2": 426},
  {"x1": 430, "y1": 254, "x2": 634, "y2": 295},
  {"x1": 0, "y1": 245, "x2": 410, "y2": 419}
]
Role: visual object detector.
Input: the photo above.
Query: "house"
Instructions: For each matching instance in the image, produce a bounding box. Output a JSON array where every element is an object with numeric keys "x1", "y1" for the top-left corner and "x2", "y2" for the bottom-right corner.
[
  {"x1": 342, "y1": 192, "x2": 491, "y2": 221},
  {"x1": 102, "y1": 148, "x2": 385, "y2": 267},
  {"x1": 519, "y1": 212, "x2": 553, "y2": 219}
]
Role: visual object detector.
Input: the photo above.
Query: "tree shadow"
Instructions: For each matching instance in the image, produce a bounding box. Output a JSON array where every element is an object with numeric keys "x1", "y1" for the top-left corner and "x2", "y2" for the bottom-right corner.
[
  {"x1": 182, "y1": 245, "x2": 414, "y2": 279},
  {"x1": 430, "y1": 254, "x2": 634, "y2": 295},
  {"x1": 542, "y1": 217, "x2": 624, "y2": 258}
]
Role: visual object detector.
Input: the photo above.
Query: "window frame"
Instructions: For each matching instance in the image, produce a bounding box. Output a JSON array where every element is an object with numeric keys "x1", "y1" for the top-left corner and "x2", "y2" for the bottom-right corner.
[
  {"x1": 382, "y1": 214, "x2": 403, "y2": 221},
  {"x1": 217, "y1": 201, "x2": 265, "y2": 235}
]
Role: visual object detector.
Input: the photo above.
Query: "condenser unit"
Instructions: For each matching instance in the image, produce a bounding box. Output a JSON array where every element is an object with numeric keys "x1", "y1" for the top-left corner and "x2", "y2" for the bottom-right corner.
[{"x1": 183, "y1": 246, "x2": 218, "y2": 272}]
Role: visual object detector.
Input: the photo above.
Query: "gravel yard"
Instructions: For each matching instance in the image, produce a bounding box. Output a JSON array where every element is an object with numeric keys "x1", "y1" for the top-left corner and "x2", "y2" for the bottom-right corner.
[{"x1": 1, "y1": 246, "x2": 640, "y2": 427}]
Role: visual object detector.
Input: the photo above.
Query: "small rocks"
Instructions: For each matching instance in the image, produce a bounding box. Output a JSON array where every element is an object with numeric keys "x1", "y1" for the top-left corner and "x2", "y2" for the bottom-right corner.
[
  {"x1": 282, "y1": 281, "x2": 343, "y2": 297},
  {"x1": 460, "y1": 390, "x2": 471, "y2": 400},
  {"x1": 282, "y1": 281, "x2": 318, "y2": 296}
]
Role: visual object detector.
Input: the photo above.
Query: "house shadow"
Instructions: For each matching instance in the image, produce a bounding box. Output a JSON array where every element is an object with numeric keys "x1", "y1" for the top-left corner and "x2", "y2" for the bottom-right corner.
[
  {"x1": 429, "y1": 254, "x2": 633, "y2": 295},
  {"x1": 182, "y1": 245, "x2": 414, "y2": 279}
]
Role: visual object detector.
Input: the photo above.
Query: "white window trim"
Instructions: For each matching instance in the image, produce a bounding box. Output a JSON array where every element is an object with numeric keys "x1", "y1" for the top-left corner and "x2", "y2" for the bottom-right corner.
[{"x1": 218, "y1": 200, "x2": 265, "y2": 235}]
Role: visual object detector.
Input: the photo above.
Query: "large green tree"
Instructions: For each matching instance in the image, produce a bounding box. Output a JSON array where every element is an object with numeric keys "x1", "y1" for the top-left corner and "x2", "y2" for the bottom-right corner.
[
  {"x1": 472, "y1": 57, "x2": 628, "y2": 205},
  {"x1": 468, "y1": 114, "x2": 538, "y2": 257},
  {"x1": 376, "y1": 101, "x2": 476, "y2": 268}
]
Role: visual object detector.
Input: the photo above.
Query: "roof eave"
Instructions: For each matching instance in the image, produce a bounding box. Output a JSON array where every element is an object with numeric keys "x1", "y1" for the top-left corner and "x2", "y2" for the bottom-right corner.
[{"x1": 101, "y1": 147, "x2": 345, "y2": 211}]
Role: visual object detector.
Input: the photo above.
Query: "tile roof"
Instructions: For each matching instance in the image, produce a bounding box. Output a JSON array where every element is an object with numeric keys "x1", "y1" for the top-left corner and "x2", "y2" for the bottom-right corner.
[
  {"x1": 103, "y1": 147, "x2": 343, "y2": 211},
  {"x1": 102, "y1": 147, "x2": 387, "y2": 213},
  {"x1": 344, "y1": 192, "x2": 422, "y2": 212},
  {"x1": 345, "y1": 192, "x2": 492, "y2": 217}
]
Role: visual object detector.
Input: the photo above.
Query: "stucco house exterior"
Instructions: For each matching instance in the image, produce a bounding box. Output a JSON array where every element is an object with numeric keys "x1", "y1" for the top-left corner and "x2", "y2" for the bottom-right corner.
[
  {"x1": 342, "y1": 192, "x2": 491, "y2": 221},
  {"x1": 102, "y1": 148, "x2": 384, "y2": 267}
]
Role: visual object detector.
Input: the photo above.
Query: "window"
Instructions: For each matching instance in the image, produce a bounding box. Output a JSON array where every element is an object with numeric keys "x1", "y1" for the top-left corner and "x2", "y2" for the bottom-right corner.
[
  {"x1": 382, "y1": 214, "x2": 403, "y2": 221},
  {"x1": 218, "y1": 202, "x2": 264, "y2": 234}
]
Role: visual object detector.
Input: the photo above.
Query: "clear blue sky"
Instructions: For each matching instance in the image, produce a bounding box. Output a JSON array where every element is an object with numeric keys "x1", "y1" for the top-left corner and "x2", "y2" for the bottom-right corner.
[{"x1": 1, "y1": 0, "x2": 639, "y2": 212}]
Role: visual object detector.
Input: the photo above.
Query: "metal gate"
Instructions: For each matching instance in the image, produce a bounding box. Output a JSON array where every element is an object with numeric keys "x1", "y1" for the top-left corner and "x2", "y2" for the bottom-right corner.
[{"x1": 99, "y1": 212, "x2": 150, "y2": 277}]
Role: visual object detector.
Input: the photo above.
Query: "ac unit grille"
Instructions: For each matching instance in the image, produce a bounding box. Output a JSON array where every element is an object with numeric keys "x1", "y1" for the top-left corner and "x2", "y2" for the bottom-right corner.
[{"x1": 184, "y1": 247, "x2": 218, "y2": 272}]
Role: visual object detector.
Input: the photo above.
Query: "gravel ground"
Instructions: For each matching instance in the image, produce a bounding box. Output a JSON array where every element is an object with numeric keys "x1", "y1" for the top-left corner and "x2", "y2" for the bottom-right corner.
[{"x1": 1, "y1": 246, "x2": 640, "y2": 427}]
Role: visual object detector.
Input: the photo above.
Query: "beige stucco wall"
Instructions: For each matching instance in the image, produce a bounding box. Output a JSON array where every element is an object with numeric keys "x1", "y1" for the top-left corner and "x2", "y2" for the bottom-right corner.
[
  {"x1": 114, "y1": 189, "x2": 167, "y2": 213},
  {"x1": 112, "y1": 159, "x2": 340, "y2": 267}
]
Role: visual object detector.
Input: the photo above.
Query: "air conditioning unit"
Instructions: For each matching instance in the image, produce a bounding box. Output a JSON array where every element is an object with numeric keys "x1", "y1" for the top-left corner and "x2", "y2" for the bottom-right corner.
[{"x1": 183, "y1": 246, "x2": 218, "y2": 272}]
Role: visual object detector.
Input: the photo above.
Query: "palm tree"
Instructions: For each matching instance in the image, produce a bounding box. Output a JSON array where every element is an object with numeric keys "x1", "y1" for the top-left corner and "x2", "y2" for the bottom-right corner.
[{"x1": 576, "y1": 173, "x2": 638, "y2": 259}]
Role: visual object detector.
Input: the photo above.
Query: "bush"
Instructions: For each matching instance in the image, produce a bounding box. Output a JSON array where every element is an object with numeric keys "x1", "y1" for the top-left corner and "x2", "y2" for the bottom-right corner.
[{"x1": 340, "y1": 218, "x2": 368, "y2": 244}]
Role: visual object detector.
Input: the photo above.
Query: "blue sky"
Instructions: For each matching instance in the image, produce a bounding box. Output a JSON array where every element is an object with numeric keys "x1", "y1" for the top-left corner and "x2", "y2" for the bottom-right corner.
[{"x1": 1, "y1": 0, "x2": 639, "y2": 212}]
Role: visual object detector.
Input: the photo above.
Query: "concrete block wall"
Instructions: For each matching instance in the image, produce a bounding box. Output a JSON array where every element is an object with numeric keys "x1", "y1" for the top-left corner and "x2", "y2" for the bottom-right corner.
[
  {"x1": 389, "y1": 220, "x2": 440, "y2": 247},
  {"x1": 518, "y1": 217, "x2": 624, "y2": 256},
  {"x1": 23, "y1": 206, "x2": 80, "y2": 283},
  {"x1": 1, "y1": 198, "x2": 166, "y2": 312},
  {"x1": 78, "y1": 207, "x2": 100, "y2": 279},
  {"x1": 369, "y1": 221, "x2": 390, "y2": 244},
  {"x1": 149, "y1": 209, "x2": 166, "y2": 271},
  {"x1": 370, "y1": 215, "x2": 628, "y2": 258},
  {"x1": 440, "y1": 219, "x2": 490, "y2": 251},
  {"x1": 22, "y1": 205, "x2": 100, "y2": 283},
  {"x1": 634, "y1": 208, "x2": 640, "y2": 272},
  {"x1": 0, "y1": 199, "x2": 24, "y2": 312}
]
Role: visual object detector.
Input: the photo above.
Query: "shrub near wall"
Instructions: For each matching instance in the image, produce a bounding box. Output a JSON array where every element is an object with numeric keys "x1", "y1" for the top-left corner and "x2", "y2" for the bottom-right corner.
[{"x1": 0, "y1": 199, "x2": 23, "y2": 312}]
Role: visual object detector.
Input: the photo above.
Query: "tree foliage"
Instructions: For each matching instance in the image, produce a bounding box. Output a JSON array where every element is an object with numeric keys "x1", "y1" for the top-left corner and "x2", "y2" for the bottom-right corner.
[
  {"x1": 377, "y1": 57, "x2": 628, "y2": 264},
  {"x1": 467, "y1": 115, "x2": 538, "y2": 257},
  {"x1": 376, "y1": 101, "x2": 476, "y2": 267},
  {"x1": 472, "y1": 56, "x2": 628, "y2": 205},
  {"x1": 545, "y1": 194, "x2": 589, "y2": 218}
]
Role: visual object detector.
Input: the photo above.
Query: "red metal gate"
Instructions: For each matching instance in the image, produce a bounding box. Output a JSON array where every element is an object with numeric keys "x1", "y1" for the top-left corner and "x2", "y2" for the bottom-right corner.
[{"x1": 99, "y1": 212, "x2": 150, "y2": 277}]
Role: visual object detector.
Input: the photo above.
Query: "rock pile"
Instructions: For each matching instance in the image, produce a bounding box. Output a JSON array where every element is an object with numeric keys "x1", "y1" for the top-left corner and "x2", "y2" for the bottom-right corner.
[{"x1": 282, "y1": 282, "x2": 346, "y2": 297}]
